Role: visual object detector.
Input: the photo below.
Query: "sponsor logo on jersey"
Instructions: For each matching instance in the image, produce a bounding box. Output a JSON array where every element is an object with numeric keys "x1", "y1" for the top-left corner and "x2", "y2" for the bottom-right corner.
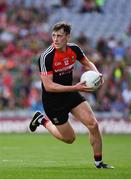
[
  {"x1": 54, "y1": 64, "x2": 74, "y2": 73},
  {"x1": 54, "y1": 61, "x2": 62, "y2": 66}
]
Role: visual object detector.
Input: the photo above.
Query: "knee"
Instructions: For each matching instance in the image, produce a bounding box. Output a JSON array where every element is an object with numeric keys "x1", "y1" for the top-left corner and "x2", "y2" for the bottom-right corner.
[
  {"x1": 93, "y1": 121, "x2": 99, "y2": 129},
  {"x1": 63, "y1": 136, "x2": 76, "y2": 144},
  {"x1": 88, "y1": 120, "x2": 99, "y2": 131}
]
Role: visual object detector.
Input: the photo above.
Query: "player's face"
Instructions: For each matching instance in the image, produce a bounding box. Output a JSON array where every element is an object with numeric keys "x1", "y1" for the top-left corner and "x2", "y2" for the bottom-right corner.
[{"x1": 52, "y1": 29, "x2": 70, "y2": 51}]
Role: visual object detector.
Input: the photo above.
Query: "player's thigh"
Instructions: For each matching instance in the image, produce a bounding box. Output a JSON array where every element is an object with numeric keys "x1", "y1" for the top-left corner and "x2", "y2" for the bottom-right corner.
[
  {"x1": 71, "y1": 101, "x2": 98, "y2": 129},
  {"x1": 55, "y1": 121, "x2": 76, "y2": 141}
]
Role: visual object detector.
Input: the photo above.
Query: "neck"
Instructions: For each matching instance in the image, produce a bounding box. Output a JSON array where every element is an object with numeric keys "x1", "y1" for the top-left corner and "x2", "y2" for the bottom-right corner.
[
  {"x1": 60, "y1": 46, "x2": 67, "y2": 52},
  {"x1": 57, "y1": 45, "x2": 67, "y2": 52}
]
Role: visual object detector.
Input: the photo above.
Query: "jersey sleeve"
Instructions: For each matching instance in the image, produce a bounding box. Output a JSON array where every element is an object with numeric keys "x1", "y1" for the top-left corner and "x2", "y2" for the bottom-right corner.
[
  {"x1": 38, "y1": 53, "x2": 53, "y2": 76},
  {"x1": 75, "y1": 45, "x2": 85, "y2": 61},
  {"x1": 69, "y1": 44, "x2": 85, "y2": 61}
]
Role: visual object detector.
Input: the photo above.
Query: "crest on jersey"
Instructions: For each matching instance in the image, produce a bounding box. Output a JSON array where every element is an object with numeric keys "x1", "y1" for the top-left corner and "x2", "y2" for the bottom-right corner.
[
  {"x1": 72, "y1": 56, "x2": 75, "y2": 62},
  {"x1": 64, "y1": 58, "x2": 69, "y2": 66}
]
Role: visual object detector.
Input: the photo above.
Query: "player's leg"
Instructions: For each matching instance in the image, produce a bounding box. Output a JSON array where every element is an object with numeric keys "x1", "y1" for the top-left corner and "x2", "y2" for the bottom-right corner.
[
  {"x1": 71, "y1": 101, "x2": 114, "y2": 168},
  {"x1": 29, "y1": 111, "x2": 75, "y2": 144},
  {"x1": 44, "y1": 119, "x2": 76, "y2": 144},
  {"x1": 71, "y1": 101, "x2": 102, "y2": 155}
]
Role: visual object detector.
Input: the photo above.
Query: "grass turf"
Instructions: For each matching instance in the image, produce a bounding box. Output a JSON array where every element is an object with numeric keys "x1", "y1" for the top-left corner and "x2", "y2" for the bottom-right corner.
[{"x1": 0, "y1": 133, "x2": 131, "y2": 179}]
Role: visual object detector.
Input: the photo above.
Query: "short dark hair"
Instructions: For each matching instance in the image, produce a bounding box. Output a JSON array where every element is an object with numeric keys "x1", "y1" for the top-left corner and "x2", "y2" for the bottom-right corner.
[{"x1": 52, "y1": 21, "x2": 71, "y2": 35}]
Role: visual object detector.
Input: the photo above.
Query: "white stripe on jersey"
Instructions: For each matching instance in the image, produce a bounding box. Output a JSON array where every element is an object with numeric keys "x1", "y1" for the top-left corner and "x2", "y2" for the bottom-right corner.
[
  {"x1": 41, "y1": 45, "x2": 52, "y2": 56},
  {"x1": 41, "y1": 46, "x2": 53, "y2": 73},
  {"x1": 40, "y1": 45, "x2": 53, "y2": 72},
  {"x1": 68, "y1": 43, "x2": 83, "y2": 50},
  {"x1": 40, "y1": 45, "x2": 54, "y2": 74},
  {"x1": 67, "y1": 43, "x2": 81, "y2": 48},
  {"x1": 67, "y1": 43, "x2": 77, "y2": 46}
]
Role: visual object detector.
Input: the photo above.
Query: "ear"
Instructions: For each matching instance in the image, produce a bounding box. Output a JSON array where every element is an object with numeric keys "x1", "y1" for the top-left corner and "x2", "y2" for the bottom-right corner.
[{"x1": 66, "y1": 34, "x2": 70, "y2": 41}]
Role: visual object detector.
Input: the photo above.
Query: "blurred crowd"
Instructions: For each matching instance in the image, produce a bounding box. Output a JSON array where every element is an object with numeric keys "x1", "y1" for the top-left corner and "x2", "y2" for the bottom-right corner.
[{"x1": 0, "y1": 0, "x2": 131, "y2": 119}]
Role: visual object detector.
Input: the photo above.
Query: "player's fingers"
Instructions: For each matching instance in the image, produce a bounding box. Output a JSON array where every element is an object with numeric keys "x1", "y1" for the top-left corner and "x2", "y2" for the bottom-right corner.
[
  {"x1": 100, "y1": 77, "x2": 104, "y2": 85},
  {"x1": 78, "y1": 81, "x2": 86, "y2": 85},
  {"x1": 98, "y1": 74, "x2": 104, "y2": 86},
  {"x1": 83, "y1": 87, "x2": 95, "y2": 92}
]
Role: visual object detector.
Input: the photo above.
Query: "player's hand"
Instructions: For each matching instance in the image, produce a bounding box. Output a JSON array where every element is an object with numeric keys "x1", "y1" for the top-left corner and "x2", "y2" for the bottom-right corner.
[
  {"x1": 99, "y1": 73, "x2": 104, "y2": 88},
  {"x1": 74, "y1": 81, "x2": 95, "y2": 92}
]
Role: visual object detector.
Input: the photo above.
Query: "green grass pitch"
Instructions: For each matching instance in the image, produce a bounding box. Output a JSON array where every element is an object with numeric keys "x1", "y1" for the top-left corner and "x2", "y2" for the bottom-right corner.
[{"x1": 0, "y1": 133, "x2": 131, "y2": 179}]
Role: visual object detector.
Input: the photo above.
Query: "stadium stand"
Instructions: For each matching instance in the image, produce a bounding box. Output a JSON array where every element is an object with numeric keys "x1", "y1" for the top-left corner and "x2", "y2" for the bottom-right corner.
[{"x1": 0, "y1": 0, "x2": 131, "y2": 122}]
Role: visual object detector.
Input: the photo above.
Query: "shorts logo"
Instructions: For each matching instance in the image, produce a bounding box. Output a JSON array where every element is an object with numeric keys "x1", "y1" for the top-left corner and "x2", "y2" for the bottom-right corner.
[{"x1": 53, "y1": 117, "x2": 59, "y2": 124}]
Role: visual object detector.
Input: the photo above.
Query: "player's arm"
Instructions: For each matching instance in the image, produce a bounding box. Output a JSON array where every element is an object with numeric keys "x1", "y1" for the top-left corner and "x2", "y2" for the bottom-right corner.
[
  {"x1": 39, "y1": 54, "x2": 77, "y2": 93},
  {"x1": 73, "y1": 44, "x2": 100, "y2": 73},
  {"x1": 80, "y1": 56, "x2": 104, "y2": 86},
  {"x1": 73, "y1": 44, "x2": 104, "y2": 87},
  {"x1": 39, "y1": 49, "x2": 95, "y2": 93},
  {"x1": 38, "y1": 53, "x2": 76, "y2": 93},
  {"x1": 41, "y1": 74, "x2": 75, "y2": 92},
  {"x1": 80, "y1": 56, "x2": 99, "y2": 73},
  {"x1": 40, "y1": 74, "x2": 92, "y2": 93}
]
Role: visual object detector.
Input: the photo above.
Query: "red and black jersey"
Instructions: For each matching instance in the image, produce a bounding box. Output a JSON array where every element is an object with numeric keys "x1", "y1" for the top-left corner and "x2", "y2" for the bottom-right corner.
[{"x1": 38, "y1": 43, "x2": 85, "y2": 104}]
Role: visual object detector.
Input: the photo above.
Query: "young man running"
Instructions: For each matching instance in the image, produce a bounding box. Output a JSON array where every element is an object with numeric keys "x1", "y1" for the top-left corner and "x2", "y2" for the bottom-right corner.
[{"x1": 29, "y1": 21, "x2": 114, "y2": 169}]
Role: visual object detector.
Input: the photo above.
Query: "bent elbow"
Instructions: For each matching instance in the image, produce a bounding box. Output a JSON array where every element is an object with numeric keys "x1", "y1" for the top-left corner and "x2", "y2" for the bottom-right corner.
[
  {"x1": 44, "y1": 84, "x2": 56, "y2": 92},
  {"x1": 44, "y1": 85, "x2": 53, "y2": 92}
]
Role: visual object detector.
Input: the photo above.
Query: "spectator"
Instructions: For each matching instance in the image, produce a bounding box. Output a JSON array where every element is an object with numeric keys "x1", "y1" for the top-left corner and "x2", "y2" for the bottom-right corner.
[
  {"x1": 111, "y1": 92, "x2": 127, "y2": 112},
  {"x1": 96, "y1": 38, "x2": 109, "y2": 58},
  {"x1": 80, "y1": 0, "x2": 96, "y2": 13},
  {"x1": 126, "y1": 21, "x2": 131, "y2": 37},
  {"x1": 95, "y1": 0, "x2": 106, "y2": 13},
  {"x1": 112, "y1": 41, "x2": 126, "y2": 62},
  {"x1": 122, "y1": 83, "x2": 131, "y2": 105}
]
